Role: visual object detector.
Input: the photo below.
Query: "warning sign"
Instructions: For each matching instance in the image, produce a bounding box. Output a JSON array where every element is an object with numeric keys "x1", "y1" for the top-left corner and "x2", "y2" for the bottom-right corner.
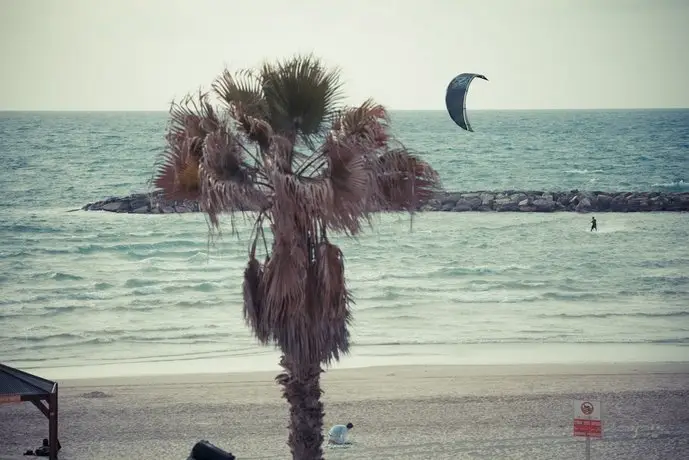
[
  {"x1": 573, "y1": 400, "x2": 602, "y2": 438},
  {"x1": 0, "y1": 394, "x2": 21, "y2": 404}
]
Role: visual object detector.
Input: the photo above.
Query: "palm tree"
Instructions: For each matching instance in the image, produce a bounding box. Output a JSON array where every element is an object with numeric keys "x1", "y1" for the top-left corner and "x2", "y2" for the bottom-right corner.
[{"x1": 153, "y1": 54, "x2": 440, "y2": 460}]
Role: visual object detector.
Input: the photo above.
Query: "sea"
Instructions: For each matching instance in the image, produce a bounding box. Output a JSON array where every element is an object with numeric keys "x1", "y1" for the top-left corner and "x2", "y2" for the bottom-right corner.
[{"x1": 1, "y1": 109, "x2": 688, "y2": 380}]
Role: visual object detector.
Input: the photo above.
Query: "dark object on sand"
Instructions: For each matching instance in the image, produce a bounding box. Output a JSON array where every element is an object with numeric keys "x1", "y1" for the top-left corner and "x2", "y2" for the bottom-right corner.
[
  {"x1": 23, "y1": 438, "x2": 62, "y2": 457},
  {"x1": 187, "y1": 440, "x2": 236, "y2": 460},
  {"x1": 0, "y1": 364, "x2": 60, "y2": 460}
]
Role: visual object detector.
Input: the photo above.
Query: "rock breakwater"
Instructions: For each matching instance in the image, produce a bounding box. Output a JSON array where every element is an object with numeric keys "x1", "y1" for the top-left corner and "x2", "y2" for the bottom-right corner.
[
  {"x1": 423, "y1": 190, "x2": 689, "y2": 213},
  {"x1": 82, "y1": 191, "x2": 200, "y2": 214},
  {"x1": 82, "y1": 190, "x2": 689, "y2": 214}
]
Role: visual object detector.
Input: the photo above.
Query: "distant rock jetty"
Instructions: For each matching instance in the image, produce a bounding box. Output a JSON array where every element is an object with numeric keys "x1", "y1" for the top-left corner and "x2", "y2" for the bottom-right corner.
[
  {"x1": 82, "y1": 191, "x2": 200, "y2": 214},
  {"x1": 82, "y1": 190, "x2": 689, "y2": 214},
  {"x1": 423, "y1": 190, "x2": 689, "y2": 213}
]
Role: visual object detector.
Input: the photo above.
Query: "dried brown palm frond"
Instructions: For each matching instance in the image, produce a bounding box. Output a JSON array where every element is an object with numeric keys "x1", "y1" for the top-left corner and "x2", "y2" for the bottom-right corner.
[
  {"x1": 265, "y1": 134, "x2": 296, "y2": 173},
  {"x1": 238, "y1": 113, "x2": 274, "y2": 152},
  {"x1": 242, "y1": 250, "x2": 267, "y2": 342},
  {"x1": 331, "y1": 98, "x2": 390, "y2": 149},
  {"x1": 372, "y1": 148, "x2": 441, "y2": 211},
  {"x1": 298, "y1": 99, "x2": 438, "y2": 234},
  {"x1": 167, "y1": 92, "x2": 220, "y2": 157},
  {"x1": 153, "y1": 137, "x2": 202, "y2": 201},
  {"x1": 199, "y1": 129, "x2": 272, "y2": 228},
  {"x1": 270, "y1": 171, "x2": 334, "y2": 237},
  {"x1": 203, "y1": 129, "x2": 247, "y2": 181},
  {"x1": 154, "y1": 93, "x2": 222, "y2": 200},
  {"x1": 317, "y1": 142, "x2": 371, "y2": 235},
  {"x1": 244, "y1": 227, "x2": 352, "y2": 369},
  {"x1": 158, "y1": 100, "x2": 274, "y2": 229},
  {"x1": 313, "y1": 240, "x2": 352, "y2": 363}
]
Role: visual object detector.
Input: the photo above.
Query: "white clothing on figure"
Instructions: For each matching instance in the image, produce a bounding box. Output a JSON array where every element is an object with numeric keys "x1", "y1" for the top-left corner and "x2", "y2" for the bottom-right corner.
[{"x1": 328, "y1": 424, "x2": 350, "y2": 445}]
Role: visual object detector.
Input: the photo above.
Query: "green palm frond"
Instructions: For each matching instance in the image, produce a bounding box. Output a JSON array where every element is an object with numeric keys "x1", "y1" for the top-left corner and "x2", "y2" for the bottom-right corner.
[
  {"x1": 260, "y1": 54, "x2": 344, "y2": 147},
  {"x1": 212, "y1": 68, "x2": 267, "y2": 118}
]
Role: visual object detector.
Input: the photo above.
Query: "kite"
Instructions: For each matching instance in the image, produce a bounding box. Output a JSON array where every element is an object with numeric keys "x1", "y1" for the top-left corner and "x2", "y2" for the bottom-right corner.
[{"x1": 445, "y1": 73, "x2": 488, "y2": 132}]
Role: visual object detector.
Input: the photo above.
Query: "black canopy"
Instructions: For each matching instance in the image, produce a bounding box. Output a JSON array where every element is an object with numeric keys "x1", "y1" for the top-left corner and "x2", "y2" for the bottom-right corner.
[{"x1": 0, "y1": 363, "x2": 59, "y2": 460}]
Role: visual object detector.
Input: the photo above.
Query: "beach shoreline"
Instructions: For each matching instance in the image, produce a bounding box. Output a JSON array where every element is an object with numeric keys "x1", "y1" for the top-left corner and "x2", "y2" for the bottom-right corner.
[
  {"x1": 56, "y1": 361, "x2": 689, "y2": 390},
  {"x1": 8, "y1": 341, "x2": 689, "y2": 382},
  {"x1": 2, "y1": 362, "x2": 688, "y2": 459}
]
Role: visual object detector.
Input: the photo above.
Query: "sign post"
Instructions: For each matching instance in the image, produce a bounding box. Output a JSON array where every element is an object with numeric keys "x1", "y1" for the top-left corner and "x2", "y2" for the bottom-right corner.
[{"x1": 573, "y1": 400, "x2": 602, "y2": 460}]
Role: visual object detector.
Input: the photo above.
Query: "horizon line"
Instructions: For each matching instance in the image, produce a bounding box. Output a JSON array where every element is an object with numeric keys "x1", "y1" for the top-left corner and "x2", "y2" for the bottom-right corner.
[{"x1": 1, "y1": 107, "x2": 688, "y2": 113}]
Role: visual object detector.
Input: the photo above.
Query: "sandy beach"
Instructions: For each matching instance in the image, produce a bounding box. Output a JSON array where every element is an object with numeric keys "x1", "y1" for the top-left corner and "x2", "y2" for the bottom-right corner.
[{"x1": 1, "y1": 362, "x2": 688, "y2": 459}]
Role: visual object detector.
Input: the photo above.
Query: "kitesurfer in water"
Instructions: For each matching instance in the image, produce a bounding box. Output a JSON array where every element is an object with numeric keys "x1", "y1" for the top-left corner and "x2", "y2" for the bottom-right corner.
[{"x1": 590, "y1": 216, "x2": 597, "y2": 232}]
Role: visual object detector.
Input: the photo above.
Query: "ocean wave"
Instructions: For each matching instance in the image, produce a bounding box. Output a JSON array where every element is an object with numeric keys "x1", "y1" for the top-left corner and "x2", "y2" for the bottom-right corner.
[
  {"x1": 0, "y1": 294, "x2": 53, "y2": 306},
  {"x1": 0, "y1": 298, "x2": 224, "y2": 318},
  {"x1": 129, "y1": 281, "x2": 223, "y2": 295},
  {"x1": 124, "y1": 278, "x2": 160, "y2": 288},
  {"x1": 565, "y1": 169, "x2": 605, "y2": 175},
  {"x1": 354, "y1": 337, "x2": 689, "y2": 346},
  {"x1": 7, "y1": 347, "x2": 273, "y2": 368},
  {"x1": 361, "y1": 288, "x2": 406, "y2": 302},
  {"x1": 3, "y1": 328, "x2": 237, "y2": 351},
  {"x1": 636, "y1": 275, "x2": 689, "y2": 286},
  {"x1": 111, "y1": 298, "x2": 231, "y2": 312},
  {"x1": 637, "y1": 259, "x2": 689, "y2": 269},
  {"x1": 9, "y1": 332, "x2": 93, "y2": 344},
  {"x1": 4, "y1": 224, "x2": 63, "y2": 234},
  {"x1": 51, "y1": 272, "x2": 82, "y2": 281},
  {"x1": 93, "y1": 282, "x2": 114, "y2": 290},
  {"x1": 0, "y1": 240, "x2": 215, "y2": 260},
  {"x1": 434, "y1": 264, "x2": 531, "y2": 277},
  {"x1": 42, "y1": 271, "x2": 84, "y2": 281},
  {"x1": 442, "y1": 291, "x2": 597, "y2": 304},
  {"x1": 75, "y1": 240, "x2": 205, "y2": 256},
  {"x1": 652, "y1": 179, "x2": 688, "y2": 191},
  {"x1": 537, "y1": 311, "x2": 689, "y2": 320},
  {"x1": 43, "y1": 305, "x2": 80, "y2": 314},
  {"x1": 6, "y1": 332, "x2": 687, "y2": 357}
]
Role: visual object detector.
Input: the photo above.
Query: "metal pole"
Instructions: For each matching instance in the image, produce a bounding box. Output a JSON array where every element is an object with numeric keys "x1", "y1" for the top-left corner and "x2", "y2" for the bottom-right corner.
[
  {"x1": 49, "y1": 383, "x2": 58, "y2": 460},
  {"x1": 585, "y1": 435, "x2": 591, "y2": 460}
]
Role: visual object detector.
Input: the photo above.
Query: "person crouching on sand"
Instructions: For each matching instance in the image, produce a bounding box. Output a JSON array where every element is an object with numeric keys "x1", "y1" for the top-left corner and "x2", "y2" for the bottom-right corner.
[{"x1": 328, "y1": 422, "x2": 354, "y2": 445}]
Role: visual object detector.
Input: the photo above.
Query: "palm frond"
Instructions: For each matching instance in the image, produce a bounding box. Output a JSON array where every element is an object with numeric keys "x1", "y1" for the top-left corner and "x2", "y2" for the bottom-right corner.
[
  {"x1": 313, "y1": 240, "x2": 352, "y2": 364},
  {"x1": 332, "y1": 99, "x2": 390, "y2": 149},
  {"x1": 154, "y1": 92, "x2": 219, "y2": 200},
  {"x1": 212, "y1": 68, "x2": 271, "y2": 147},
  {"x1": 260, "y1": 54, "x2": 344, "y2": 149},
  {"x1": 317, "y1": 140, "x2": 371, "y2": 235},
  {"x1": 212, "y1": 68, "x2": 267, "y2": 119},
  {"x1": 242, "y1": 253, "x2": 268, "y2": 342},
  {"x1": 372, "y1": 148, "x2": 441, "y2": 211},
  {"x1": 270, "y1": 169, "x2": 336, "y2": 239},
  {"x1": 198, "y1": 128, "x2": 271, "y2": 230},
  {"x1": 236, "y1": 114, "x2": 274, "y2": 152}
]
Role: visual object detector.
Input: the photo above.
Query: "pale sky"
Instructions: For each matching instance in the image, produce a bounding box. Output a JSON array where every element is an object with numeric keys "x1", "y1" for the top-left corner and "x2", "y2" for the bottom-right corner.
[{"x1": 1, "y1": 0, "x2": 687, "y2": 110}]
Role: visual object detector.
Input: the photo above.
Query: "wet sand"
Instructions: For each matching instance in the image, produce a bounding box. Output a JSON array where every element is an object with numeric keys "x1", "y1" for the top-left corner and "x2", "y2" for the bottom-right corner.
[{"x1": 1, "y1": 362, "x2": 688, "y2": 459}]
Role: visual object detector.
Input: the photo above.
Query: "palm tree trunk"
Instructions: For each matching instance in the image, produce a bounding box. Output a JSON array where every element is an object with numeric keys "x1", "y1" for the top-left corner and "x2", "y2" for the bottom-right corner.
[{"x1": 276, "y1": 355, "x2": 325, "y2": 460}]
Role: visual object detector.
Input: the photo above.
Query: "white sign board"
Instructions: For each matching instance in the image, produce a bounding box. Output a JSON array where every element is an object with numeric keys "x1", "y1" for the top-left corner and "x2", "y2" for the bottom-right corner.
[{"x1": 573, "y1": 399, "x2": 602, "y2": 438}]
